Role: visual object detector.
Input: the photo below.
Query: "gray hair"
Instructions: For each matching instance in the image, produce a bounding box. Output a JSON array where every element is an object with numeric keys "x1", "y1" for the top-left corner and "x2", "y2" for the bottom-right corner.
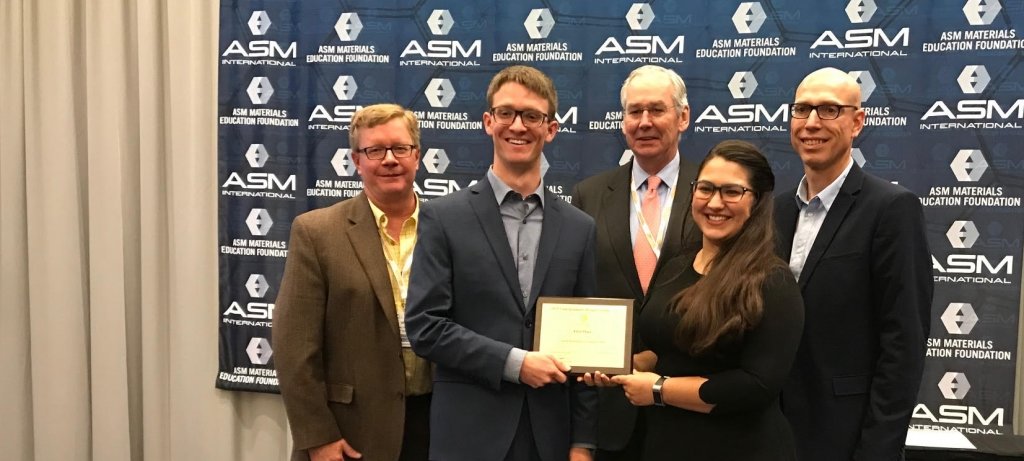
[{"x1": 620, "y1": 65, "x2": 689, "y2": 110}]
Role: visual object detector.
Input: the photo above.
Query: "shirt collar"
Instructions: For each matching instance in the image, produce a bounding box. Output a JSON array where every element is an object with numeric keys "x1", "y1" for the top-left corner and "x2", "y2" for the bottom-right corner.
[
  {"x1": 486, "y1": 167, "x2": 546, "y2": 207},
  {"x1": 631, "y1": 150, "x2": 681, "y2": 192},
  {"x1": 367, "y1": 195, "x2": 420, "y2": 229},
  {"x1": 794, "y1": 156, "x2": 854, "y2": 210}
]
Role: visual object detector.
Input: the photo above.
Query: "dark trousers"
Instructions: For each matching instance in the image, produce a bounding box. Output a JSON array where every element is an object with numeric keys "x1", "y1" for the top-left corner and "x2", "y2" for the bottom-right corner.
[
  {"x1": 504, "y1": 401, "x2": 543, "y2": 461},
  {"x1": 400, "y1": 393, "x2": 431, "y2": 461},
  {"x1": 595, "y1": 411, "x2": 645, "y2": 461}
]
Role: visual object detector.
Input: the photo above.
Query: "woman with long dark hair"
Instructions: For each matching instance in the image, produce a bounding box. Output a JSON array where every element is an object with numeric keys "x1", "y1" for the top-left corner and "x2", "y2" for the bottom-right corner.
[{"x1": 582, "y1": 140, "x2": 804, "y2": 460}]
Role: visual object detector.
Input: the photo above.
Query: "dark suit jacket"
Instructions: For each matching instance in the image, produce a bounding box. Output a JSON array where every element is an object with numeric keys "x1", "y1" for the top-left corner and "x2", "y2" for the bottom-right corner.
[
  {"x1": 775, "y1": 164, "x2": 933, "y2": 461},
  {"x1": 406, "y1": 180, "x2": 598, "y2": 461},
  {"x1": 570, "y1": 159, "x2": 699, "y2": 450},
  {"x1": 274, "y1": 193, "x2": 410, "y2": 461}
]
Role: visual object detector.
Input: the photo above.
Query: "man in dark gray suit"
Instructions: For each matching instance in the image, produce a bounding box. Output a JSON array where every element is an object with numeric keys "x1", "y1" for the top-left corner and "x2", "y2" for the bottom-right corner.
[
  {"x1": 571, "y1": 65, "x2": 699, "y2": 460},
  {"x1": 776, "y1": 67, "x2": 932, "y2": 461},
  {"x1": 406, "y1": 65, "x2": 597, "y2": 461}
]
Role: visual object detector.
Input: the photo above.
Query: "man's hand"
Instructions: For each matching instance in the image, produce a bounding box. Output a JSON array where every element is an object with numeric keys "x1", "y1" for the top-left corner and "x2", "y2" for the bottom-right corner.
[
  {"x1": 520, "y1": 352, "x2": 569, "y2": 388},
  {"x1": 569, "y1": 446, "x2": 594, "y2": 461},
  {"x1": 633, "y1": 350, "x2": 658, "y2": 372},
  {"x1": 309, "y1": 438, "x2": 363, "y2": 461}
]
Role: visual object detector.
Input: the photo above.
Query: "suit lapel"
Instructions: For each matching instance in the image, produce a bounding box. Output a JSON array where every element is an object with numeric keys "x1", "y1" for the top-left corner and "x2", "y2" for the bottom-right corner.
[
  {"x1": 529, "y1": 190, "x2": 562, "y2": 310},
  {"x1": 776, "y1": 192, "x2": 799, "y2": 262},
  {"x1": 652, "y1": 159, "x2": 697, "y2": 285},
  {"x1": 604, "y1": 166, "x2": 644, "y2": 299},
  {"x1": 346, "y1": 194, "x2": 400, "y2": 336},
  {"x1": 468, "y1": 181, "x2": 526, "y2": 310},
  {"x1": 797, "y1": 165, "x2": 865, "y2": 289}
]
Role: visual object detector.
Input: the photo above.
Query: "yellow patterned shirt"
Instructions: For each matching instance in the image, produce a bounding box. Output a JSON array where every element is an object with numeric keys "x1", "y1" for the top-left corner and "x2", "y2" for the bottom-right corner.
[{"x1": 368, "y1": 198, "x2": 432, "y2": 396}]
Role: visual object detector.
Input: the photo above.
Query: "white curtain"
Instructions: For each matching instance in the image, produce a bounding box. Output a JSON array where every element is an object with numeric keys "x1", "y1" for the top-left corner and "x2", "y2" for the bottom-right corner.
[{"x1": 1, "y1": 1, "x2": 291, "y2": 459}]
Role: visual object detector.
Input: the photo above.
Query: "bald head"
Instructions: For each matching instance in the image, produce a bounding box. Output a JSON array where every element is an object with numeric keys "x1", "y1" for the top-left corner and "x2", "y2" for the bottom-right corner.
[
  {"x1": 797, "y1": 67, "x2": 861, "y2": 106},
  {"x1": 790, "y1": 67, "x2": 866, "y2": 193}
]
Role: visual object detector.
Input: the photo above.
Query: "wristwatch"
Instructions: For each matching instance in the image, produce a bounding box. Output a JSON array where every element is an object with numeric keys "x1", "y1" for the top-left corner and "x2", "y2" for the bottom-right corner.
[{"x1": 652, "y1": 376, "x2": 669, "y2": 407}]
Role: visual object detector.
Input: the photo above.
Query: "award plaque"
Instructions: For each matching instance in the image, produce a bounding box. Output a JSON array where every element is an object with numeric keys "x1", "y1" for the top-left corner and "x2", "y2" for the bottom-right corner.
[{"x1": 533, "y1": 297, "x2": 634, "y2": 375}]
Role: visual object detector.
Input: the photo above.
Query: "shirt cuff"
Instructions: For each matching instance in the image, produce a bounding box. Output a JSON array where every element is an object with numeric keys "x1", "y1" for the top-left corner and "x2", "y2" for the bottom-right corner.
[{"x1": 503, "y1": 347, "x2": 527, "y2": 383}]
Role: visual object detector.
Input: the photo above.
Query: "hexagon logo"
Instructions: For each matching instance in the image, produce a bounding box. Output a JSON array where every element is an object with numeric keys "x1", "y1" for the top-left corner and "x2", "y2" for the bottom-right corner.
[
  {"x1": 525, "y1": 8, "x2": 555, "y2": 39},
  {"x1": 246, "y1": 337, "x2": 274, "y2": 365},
  {"x1": 245, "y1": 144, "x2": 269, "y2": 168},
  {"x1": 732, "y1": 2, "x2": 767, "y2": 34},
  {"x1": 335, "y1": 12, "x2": 363, "y2": 41},
  {"x1": 848, "y1": 70, "x2": 876, "y2": 102},
  {"x1": 246, "y1": 208, "x2": 273, "y2": 236},
  {"x1": 246, "y1": 77, "x2": 274, "y2": 105},
  {"x1": 950, "y1": 149, "x2": 989, "y2": 182},
  {"x1": 248, "y1": 11, "x2": 271, "y2": 36},
  {"x1": 428, "y1": 9, "x2": 454, "y2": 35},
  {"x1": 425, "y1": 78, "x2": 456, "y2": 108},
  {"x1": 423, "y1": 148, "x2": 450, "y2": 174},
  {"x1": 938, "y1": 372, "x2": 971, "y2": 400},
  {"x1": 333, "y1": 75, "x2": 358, "y2": 101},
  {"x1": 540, "y1": 152, "x2": 550, "y2": 177},
  {"x1": 245, "y1": 274, "x2": 270, "y2": 298},
  {"x1": 728, "y1": 72, "x2": 758, "y2": 99},
  {"x1": 964, "y1": 0, "x2": 1002, "y2": 26},
  {"x1": 958, "y1": 65, "x2": 991, "y2": 94},
  {"x1": 845, "y1": 0, "x2": 877, "y2": 23},
  {"x1": 851, "y1": 148, "x2": 867, "y2": 167},
  {"x1": 946, "y1": 220, "x2": 980, "y2": 249},
  {"x1": 941, "y1": 302, "x2": 979, "y2": 335},
  {"x1": 331, "y1": 148, "x2": 356, "y2": 177},
  {"x1": 626, "y1": 3, "x2": 655, "y2": 31},
  {"x1": 619, "y1": 150, "x2": 634, "y2": 166}
]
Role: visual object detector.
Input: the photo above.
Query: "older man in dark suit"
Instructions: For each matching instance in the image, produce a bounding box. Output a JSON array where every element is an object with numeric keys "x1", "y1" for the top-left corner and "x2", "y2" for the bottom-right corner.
[
  {"x1": 571, "y1": 65, "x2": 699, "y2": 461},
  {"x1": 406, "y1": 65, "x2": 597, "y2": 461},
  {"x1": 776, "y1": 67, "x2": 933, "y2": 461},
  {"x1": 274, "y1": 104, "x2": 431, "y2": 461}
]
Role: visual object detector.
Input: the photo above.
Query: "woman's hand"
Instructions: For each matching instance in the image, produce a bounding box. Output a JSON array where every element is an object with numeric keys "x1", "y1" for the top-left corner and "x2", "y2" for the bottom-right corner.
[
  {"x1": 610, "y1": 372, "x2": 661, "y2": 406},
  {"x1": 577, "y1": 371, "x2": 618, "y2": 387}
]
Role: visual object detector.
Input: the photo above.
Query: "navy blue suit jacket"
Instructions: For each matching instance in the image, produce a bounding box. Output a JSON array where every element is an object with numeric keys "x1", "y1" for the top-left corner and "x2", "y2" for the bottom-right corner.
[
  {"x1": 775, "y1": 164, "x2": 933, "y2": 461},
  {"x1": 406, "y1": 179, "x2": 598, "y2": 461}
]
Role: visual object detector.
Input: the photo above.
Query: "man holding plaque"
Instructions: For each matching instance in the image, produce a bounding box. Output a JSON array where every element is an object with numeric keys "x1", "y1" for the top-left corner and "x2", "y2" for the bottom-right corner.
[
  {"x1": 570, "y1": 65, "x2": 699, "y2": 460},
  {"x1": 406, "y1": 65, "x2": 598, "y2": 461}
]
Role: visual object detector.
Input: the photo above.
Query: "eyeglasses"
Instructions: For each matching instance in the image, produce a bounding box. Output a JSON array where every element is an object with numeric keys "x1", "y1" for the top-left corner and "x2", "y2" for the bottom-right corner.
[
  {"x1": 691, "y1": 180, "x2": 752, "y2": 203},
  {"x1": 790, "y1": 103, "x2": 859, "y2": 120},
  {"x1": 357, "y1": 144, "x2": 417, "y2": 160},
  {"x1": 624, "y1": 104, "x2": 675, "y2": 121},
  {"x1": 489, "y1": 107, "x2": 549, "y2": 128}
]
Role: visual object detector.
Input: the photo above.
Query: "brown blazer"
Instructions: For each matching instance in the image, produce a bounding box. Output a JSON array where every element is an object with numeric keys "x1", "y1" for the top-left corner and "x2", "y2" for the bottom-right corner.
[{"x1": 274, "y1": 193, "x2": 408, "y2": 461}]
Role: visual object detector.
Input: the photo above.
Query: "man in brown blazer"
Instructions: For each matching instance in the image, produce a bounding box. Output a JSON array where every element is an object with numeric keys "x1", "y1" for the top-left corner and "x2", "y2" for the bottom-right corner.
[{"x1": 275, "y1": 104, "x2": 431, "y2": 461}]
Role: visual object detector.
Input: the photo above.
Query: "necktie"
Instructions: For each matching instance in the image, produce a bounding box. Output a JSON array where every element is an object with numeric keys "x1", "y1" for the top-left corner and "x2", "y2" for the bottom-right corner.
[{"x1": 634, "y1": 176, "x2": 661, "y2": 294}]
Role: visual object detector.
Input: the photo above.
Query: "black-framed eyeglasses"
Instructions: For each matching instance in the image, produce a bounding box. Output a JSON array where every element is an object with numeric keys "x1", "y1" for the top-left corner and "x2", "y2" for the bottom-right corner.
[
  {"x1": 357, "y1": 144, "x2": 417, "y2": 160},
  {"x1": 790, "y1": 103, "x2": 859, "y2": 120},
  {"x1": 624, "y1": 103, "x2": 676, "y2": 121},
  {"x1": 691, "y1": 180, "x2": 752, "y2": 203},
  {"x1": 489, "y1": 106, "x2": 549, "y2": 127}
]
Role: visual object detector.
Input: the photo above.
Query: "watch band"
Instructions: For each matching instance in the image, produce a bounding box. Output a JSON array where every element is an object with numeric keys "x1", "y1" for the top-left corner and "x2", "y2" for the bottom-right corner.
[{"x1": 652, "y1": 375, "x2": 669, "y2": 407}]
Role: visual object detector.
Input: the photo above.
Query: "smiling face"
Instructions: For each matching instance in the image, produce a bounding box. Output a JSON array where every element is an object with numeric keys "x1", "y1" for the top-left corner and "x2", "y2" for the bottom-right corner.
[
  {"x1": 790, "y1": 68, "x2": 865, "y2": 180},
  {"x1": 622, "y1": 74, "x2": 689, "y2": 173},
  {"x1": 484, "y1": 81, "x2": 557, "y2": 172},
  {"x1": 353, "y1": 117, "x2": 420, "y2": 206},
  {"x1": 691, "y1": 156, "x2": 756, "y2": 251}
]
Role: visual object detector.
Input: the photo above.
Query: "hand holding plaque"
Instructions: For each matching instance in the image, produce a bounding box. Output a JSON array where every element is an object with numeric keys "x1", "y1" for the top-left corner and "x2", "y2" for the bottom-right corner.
[{"x1": 532, "y1": 297, "x2": 634, "y2": 375}]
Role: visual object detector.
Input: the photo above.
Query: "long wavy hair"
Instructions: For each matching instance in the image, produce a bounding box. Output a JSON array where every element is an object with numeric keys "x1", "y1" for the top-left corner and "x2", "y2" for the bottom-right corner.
[{"x1": 673, "y1": 140, "x2": 787, "y2": 355}]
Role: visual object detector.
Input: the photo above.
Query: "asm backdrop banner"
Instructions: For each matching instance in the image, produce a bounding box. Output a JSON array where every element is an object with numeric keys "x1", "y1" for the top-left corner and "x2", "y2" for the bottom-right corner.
[{"x1": 216, "y1": 0, "x2": 1024, "y2": 455}]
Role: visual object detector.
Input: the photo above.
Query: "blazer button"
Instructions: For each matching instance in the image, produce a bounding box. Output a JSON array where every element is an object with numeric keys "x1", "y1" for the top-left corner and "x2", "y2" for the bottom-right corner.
[{"x1": 525, "y1": 319, "x2": 534, "y2": 328}]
